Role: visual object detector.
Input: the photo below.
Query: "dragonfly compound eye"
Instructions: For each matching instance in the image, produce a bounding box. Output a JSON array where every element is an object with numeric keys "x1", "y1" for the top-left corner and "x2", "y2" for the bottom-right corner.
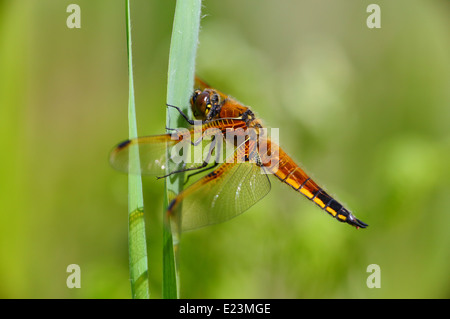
[{"x1": 191, "y1": 90, "x2": 201, "y2": 105}]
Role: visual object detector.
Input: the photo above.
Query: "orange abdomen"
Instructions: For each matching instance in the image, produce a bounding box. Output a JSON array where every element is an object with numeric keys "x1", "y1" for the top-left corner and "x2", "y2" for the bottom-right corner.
[{"x1": 260, "y1": 140, "x2": 362, "y2": 226}]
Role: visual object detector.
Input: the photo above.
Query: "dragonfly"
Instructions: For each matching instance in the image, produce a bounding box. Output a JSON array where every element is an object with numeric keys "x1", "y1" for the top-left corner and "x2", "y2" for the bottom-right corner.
[{"x1": 110, "y1": 77, "x2": 368, "y2": 232}]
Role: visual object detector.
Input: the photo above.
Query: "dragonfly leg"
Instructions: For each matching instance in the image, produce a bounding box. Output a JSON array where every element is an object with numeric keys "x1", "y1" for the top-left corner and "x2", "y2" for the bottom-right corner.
[
  {"x1": 192, "y1": 135, "x2": 203, "y2": 146},
  {"x1": 191, "y1": 131, "x2": 219, "y2": 148},
  {"x1": 184, "y1": 134, "x2": 222, "y2": 184},
  {"x1": 156, "y1": 161, "x2": 211, "y2": 180},
  {"x1": 166, "y1": 104, "x2": 195, "y2": 125},
  {"x1": 165, "y1": 126, "x2": 178, "y2": 132},
  {"x1": 157, "y1": 136, "x2": 219, "y2": 180},
  {"x1": 184, "y1": 162, "x2": 219, "y2": 185}
]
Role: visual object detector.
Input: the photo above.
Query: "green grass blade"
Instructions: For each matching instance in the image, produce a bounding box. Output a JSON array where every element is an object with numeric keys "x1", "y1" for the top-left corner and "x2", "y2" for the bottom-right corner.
[
  {"x1": 163, "y1": 0, "x2": 202, "y2": 299},
  {"x1": 125, "y1": 0, "x2": 149, "y2": 299}
]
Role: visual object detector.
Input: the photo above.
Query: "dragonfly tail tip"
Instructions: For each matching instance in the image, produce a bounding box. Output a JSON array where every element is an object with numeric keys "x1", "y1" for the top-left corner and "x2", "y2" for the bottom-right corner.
[{"x1": 354, "y1": 218, "x2": 368, "y2": 229}]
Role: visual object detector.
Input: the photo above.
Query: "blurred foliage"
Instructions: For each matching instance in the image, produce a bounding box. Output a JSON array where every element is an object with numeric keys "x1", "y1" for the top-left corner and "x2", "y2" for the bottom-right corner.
[{"x1": 0, "y1": 0, "x2": 449, "y2": 298}]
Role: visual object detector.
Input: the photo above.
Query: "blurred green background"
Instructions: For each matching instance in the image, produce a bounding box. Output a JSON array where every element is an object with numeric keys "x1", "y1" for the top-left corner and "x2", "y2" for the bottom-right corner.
[{"x1": 0, "y1": 0, "x2": 449, "y2": 298}]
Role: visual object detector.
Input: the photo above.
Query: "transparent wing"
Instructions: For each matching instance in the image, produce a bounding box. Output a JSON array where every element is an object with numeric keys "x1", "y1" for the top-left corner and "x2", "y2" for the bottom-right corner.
[
  {"x1": 168, "y1": 158, "x2": 271, "y2": 232},
  {"x1": 110, "y1": 132, "x2": 217, "y2": 176},
  {"x1": 110, "y1": 117, "x2": 250, "y2": 176},
  {"x1": 109, "y1": 134, "x2": 176, "y2": 175}
]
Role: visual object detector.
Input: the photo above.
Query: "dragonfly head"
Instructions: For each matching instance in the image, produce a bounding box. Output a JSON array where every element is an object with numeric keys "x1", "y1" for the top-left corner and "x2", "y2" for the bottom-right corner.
[{"x1": 190, "y1": 89, "x2": 220, "y2": 121}]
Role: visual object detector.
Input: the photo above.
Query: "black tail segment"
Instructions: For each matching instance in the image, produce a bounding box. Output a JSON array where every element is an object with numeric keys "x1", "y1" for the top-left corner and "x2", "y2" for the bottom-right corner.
[
  {"x1": 313, "y1": 189, "x2": 368, "y2": 229},
  {"x1": 337, "y1": 207, "x2": 368, "y2": 229}
]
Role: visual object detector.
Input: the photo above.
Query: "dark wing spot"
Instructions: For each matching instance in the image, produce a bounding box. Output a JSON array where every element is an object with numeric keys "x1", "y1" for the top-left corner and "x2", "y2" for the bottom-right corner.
[{"x1": 117, "y1": 139, "x2": 131, "y2": 150}]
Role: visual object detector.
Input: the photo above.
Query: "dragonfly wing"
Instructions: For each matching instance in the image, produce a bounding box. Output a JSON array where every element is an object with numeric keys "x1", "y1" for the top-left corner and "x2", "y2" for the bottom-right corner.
[
  {"x1": 109, "y1": 120, "x2": 244, "y2": 176},
  {"x1": 110, "y1": 133, "x2": 205, "y2": 175},
  {"x1": 168, "y1": 161, "x2": 271, "y2": 232}
]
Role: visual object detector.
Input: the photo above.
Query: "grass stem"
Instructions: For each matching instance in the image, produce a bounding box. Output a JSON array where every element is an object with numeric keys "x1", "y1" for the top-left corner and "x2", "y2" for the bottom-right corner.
[
  {"x1": 125, "y1": 0, "x2": 149, "y2": 299},
  {"x1": 163, "y1": 0, "x2": 202, "y2": 299}
]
